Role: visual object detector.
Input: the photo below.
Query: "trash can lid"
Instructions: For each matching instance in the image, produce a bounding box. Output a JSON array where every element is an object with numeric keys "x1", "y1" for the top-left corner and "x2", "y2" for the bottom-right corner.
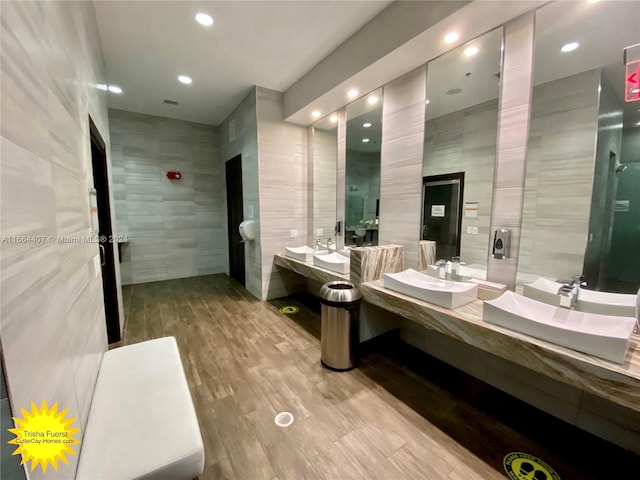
[{"x1": 319, "y1": 281, "x2": 362, "y2": 304}]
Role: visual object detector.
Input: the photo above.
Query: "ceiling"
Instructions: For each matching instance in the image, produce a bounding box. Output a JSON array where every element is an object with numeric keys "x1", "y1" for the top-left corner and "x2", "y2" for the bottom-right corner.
[{"x1": 95, "y1": 0, "x2": 392, "y2": 126}]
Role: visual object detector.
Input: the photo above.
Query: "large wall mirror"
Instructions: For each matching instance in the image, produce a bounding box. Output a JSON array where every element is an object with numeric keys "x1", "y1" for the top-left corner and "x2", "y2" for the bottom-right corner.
[
  {"x1": 422, "y1": 27, "x2": 503, "y2": 267},
  {"x1": 345, "y1": 88, "x2": 382, "y2": 246},
  {"x1": 312, "y1": 113, "x2": 338, "y2": 240},
  {"x1": 518, "y1": 0, "x2": 640, "y2": 293}
]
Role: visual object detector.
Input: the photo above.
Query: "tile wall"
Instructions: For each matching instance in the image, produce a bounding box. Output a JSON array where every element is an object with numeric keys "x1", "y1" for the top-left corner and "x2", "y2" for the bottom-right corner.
[
  {"x1": 217, "y1": 88, "x2": 261, "y2": 299},
  {"x1": 109, "y1": 109, "x2": 223, "y2": 285},
  {"x1": 378, "y1": 67, "x2": 427, "y2": 269},
  {"x1": 0, "y1": 2, "x2": 115, "y2": 478},
  {"x1": 256, "y1": 87, "x2": 309, "y2": 300},
  {"x1": 485, "y1": 12, "x2": 535, "y2": 290}
]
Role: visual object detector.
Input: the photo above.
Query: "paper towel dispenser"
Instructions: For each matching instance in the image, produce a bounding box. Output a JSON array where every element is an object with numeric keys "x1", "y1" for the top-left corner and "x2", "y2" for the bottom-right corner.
[{"x1": 239, "y1": 220, "x2": 256, "y2": 241}]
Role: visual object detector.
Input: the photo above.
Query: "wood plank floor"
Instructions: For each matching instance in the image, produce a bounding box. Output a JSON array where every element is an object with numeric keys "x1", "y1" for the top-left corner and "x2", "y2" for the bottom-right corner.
[{"x1": 121, "y1": 274, "x2": 639, "y2": 479}]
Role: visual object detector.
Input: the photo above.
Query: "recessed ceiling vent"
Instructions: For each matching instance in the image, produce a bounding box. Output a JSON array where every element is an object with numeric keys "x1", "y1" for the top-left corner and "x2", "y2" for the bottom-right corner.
[
  {"x1": 163, "y1": 99, "x2": 179, "y2": 105},
  {"x1": 446, "y1": 88, "x2": 462, "y2": 95}
]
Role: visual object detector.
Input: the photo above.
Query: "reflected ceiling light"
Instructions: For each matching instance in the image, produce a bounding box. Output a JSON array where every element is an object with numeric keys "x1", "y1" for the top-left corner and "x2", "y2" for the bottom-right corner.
[
  {"x1": 362, "y1": 138, "x2": 370, "y2": 143},
  {"x1": 178, "y1": 75, "x2": 192, "y2": 85},
  {"x1": 347, "y1": 89, "x2": 359, "y2": 99},
  {"x1": 367, "y1": 95, "x2": 379, "y2": 105},
  {"x1": 330, "y1": 115, "x2": 338, "y2": 123},
  {"x1": 586, "y1": 0, "x2": 600, "y2": 3},
  {"x1": 311, "y1": 110, "x2": 321, "y2": 118},
  {"x1": 561, "y1": 42, "x2": 580, "y2": 53},
  {"x1": 425, "y1": 99, "x2": 430, "y2": 105},
  {"x1": 444, "y1": 31, "x2": 459, "y2": 44},
  {"x1": 464, "y1": 45, "x2": 479, "y2": 56},
  {"x1": 97, "y1": 83, "x2": 108, "y2": 91},
  {"x1": 108, "y1": 85, "x2": 122, "y2": 94},
  {"x1": 363, "y1": 122, "x2": 372, "y2": 128},
  {"x1": 195, "y1": 13, "x2": 214, "y2": 26},
  {"x1": 632, "y1": 88, "x2": 640, "y2": 94},
  {"x1": 636, "y1": 121, "x2": 640, "y2": 126}
]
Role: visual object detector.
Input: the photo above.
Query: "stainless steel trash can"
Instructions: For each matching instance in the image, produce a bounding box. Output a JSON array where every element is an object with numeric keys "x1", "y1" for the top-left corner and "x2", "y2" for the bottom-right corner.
[{"x1": 319, "y1": 281, "x2": 362, "y2": 371}]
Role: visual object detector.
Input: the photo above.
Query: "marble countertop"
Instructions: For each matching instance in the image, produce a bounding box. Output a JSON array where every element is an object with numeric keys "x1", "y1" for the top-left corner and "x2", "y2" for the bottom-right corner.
[
  {"x1": 274, "y1": 254, "x2": 349, "y2": 284},
  {"x1": 360, "y1": 280, "x2": 640, "y2": 414}
]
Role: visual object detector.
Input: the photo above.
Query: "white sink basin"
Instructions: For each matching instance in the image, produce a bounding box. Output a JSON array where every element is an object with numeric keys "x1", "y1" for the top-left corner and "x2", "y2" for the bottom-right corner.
[
  {"x1": 383, "y1": 269, "x2": 478, "y2": 309},
  {"x1": 483, "y1": 291, "x2": 636, "y2": 364},
  {"x1": 576, "y1": 289, "x2": 637, "y2": 318},
  {"x1": 522, "y1": 278, "x2": 563, "y2": 306},
  {"x1": 313, "y1": 252, "x2": 350, "y2": 274},
  {"x1": 285, "y1": 246, "x2": 328, "y2": 263}
]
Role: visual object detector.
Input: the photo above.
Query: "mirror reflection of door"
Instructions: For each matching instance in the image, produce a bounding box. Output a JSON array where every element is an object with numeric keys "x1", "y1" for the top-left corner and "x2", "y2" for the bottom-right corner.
[{"x1": 422, "y1": 173, "x2": 464, "y2": 260}]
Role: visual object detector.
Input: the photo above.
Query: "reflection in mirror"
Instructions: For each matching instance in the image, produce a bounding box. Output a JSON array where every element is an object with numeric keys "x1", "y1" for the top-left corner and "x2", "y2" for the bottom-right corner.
[
  {"x1": 312, "y1": 112, "x2": 338, "y2": 244},
  {"x1": 518, "y1": 1, "x2": 640, "y2": 293},
  {"x1": 422, "y1": 27, "x2": 503, "y2": 270},
  {"x1": 345, "y1": 88, "x2": 382, "y2": 246}
]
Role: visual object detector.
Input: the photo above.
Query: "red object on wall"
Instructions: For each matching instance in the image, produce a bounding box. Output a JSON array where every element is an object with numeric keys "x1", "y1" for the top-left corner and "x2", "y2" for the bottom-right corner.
[
  {"x1": 167, "y1": 171, "x2": 182, "y2": 180},
  {"x1": 625, "y1": 60, "x2": 640, "y2": 102}
]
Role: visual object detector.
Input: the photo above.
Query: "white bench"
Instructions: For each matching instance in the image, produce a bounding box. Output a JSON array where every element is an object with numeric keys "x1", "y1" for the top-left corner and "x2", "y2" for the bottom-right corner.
[{"x1": 76, "y1": 337, "x2": 205, "y2": 480}]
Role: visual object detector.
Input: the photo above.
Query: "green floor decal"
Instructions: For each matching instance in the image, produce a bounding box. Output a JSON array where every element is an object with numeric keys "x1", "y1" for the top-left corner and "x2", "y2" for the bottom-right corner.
[
  {"x1": 279, "y1": 306, "x2": 299, "y2": 314},
  {"x1": 504, "y1": 452, "x2": 560, "y2": 480}
]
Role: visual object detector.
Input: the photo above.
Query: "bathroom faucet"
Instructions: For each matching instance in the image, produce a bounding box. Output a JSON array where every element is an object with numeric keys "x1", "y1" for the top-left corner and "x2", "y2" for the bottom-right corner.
[{"x1": 558, "y1": 275, "x2": 585, "y2": 309}]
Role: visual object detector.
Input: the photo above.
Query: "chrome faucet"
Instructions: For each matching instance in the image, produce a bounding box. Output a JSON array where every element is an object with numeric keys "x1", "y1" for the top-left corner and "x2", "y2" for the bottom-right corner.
[{"x1": 558, "y1": 275, "x2": 585, "y2": 309}]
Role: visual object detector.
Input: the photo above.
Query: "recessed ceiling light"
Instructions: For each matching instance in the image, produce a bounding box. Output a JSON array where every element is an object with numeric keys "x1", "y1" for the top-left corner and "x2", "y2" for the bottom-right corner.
[
  {"x1": 425, "y1": 99, "x2": 430, "y2": 105},
  {"x1": 464, "y1": 46, "x2": 479, "y2": 56},
  {"x1": 363, "y1": 123, "x2": 372, "y2": 128},
  {"x1": 311, "y1": 110, "x2": 321, "y2": 118},
  {"x1": 108, "y1": 85, "x2": 122, "y2": 94},
  {"x1": 347, "y1": 89, "x2": 359, "y2": 99},
  {"x1": 444, "y1": 32, "x2": 459, "y2": 44},
  {"x1": 330, "y1": 115, "x2": 338, "y2": 123},
  {"x1": 586, "y1": 0, "x2": 600, "y2": 3},
  {"x1": 367, "y1": 96, "x2": 379, "y2": 105},
  {"x1": 636, "y1": 121, "x2": 640, "y2": 126},
  {"x1": 362, "y1": 138, "x2": 370, "y2": 143},
  {"x1": 178, "y1": 75, "x2": 192, "y2": 85},
  {"x1": 195, "y1": 13, "x2": 214, "y2": 26},
  {"x1": 561, "y1": 42, "x2": 580, "y2": 53},
  {"x1": 97, "y1": 84, "x2": 108, "y2": 91}
]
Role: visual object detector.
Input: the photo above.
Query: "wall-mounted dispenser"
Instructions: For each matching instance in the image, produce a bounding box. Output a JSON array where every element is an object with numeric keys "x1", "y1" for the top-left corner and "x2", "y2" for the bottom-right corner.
[
  {"x1": 239, "y1": 220, "x2": 256, "y2": 242},
  {"x1": 492, "y1": 228, "x2": 510, "y2": 259}
]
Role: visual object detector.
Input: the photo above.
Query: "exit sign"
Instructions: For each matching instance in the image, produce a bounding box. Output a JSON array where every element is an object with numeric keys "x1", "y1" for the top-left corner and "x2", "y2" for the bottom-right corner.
[{"x1": 626, "y1": 59, "x2": 640, "y2": 102}]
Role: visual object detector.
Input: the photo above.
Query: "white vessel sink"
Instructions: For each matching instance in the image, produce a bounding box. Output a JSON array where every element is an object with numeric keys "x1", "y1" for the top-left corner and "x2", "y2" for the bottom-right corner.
[
  {"x1": 522, "y1": 278, "x2": 564, "y2": 306},
  {"x1": 313, "y1": 252, "x2": 350, "y2": 274},
  {"x1": 285, "y1": 246, "x2": 328, "y2": 263},
  {"x1": 383, "y1": 269, "x2": 478, "y2": 309},
  {"x1": 576, "y1": 289, "x2": 637, "y2": 318},
  {"x1": 483, "y1": 291, "x2": 636, "y2": 364}
]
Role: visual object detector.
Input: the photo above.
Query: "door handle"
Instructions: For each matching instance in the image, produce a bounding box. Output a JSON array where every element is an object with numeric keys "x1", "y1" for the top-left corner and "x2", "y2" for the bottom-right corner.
[
  {"x1": 422, "y1": 225, "x2": 428, "y2": 237},
  {"x1": 99, "y1": 244, "x2": 106, "y2": 266}
]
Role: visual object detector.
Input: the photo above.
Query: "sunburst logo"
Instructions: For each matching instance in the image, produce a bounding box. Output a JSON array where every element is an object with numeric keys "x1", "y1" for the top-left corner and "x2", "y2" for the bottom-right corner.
[{"x1": 8, "y1": 401, "x2": 81, "y2": 473}]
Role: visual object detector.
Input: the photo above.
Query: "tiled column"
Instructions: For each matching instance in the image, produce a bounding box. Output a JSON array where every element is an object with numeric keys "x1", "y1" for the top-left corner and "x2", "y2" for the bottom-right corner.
[
  {"x1": 336, "y1": 108, "x2": 347, "y2": 251},
  {"x1": 378, "y1": 67, "x2": 427, "y2": 268},
  {"x1": 486, "y1": 13, "x2": 535, "y2": 290}
]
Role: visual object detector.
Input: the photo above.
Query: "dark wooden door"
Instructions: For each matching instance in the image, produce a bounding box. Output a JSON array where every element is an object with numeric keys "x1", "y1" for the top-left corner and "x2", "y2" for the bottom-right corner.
[
  {"x1": 89, "y1": 117, "x2": 121, "y2": 344},
  {"x1": 422, "y1": 172, "x2": 465, "y2": 261},
  {"x1": 225, "y1": 155, "x2": 245, "y2": 286}
]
